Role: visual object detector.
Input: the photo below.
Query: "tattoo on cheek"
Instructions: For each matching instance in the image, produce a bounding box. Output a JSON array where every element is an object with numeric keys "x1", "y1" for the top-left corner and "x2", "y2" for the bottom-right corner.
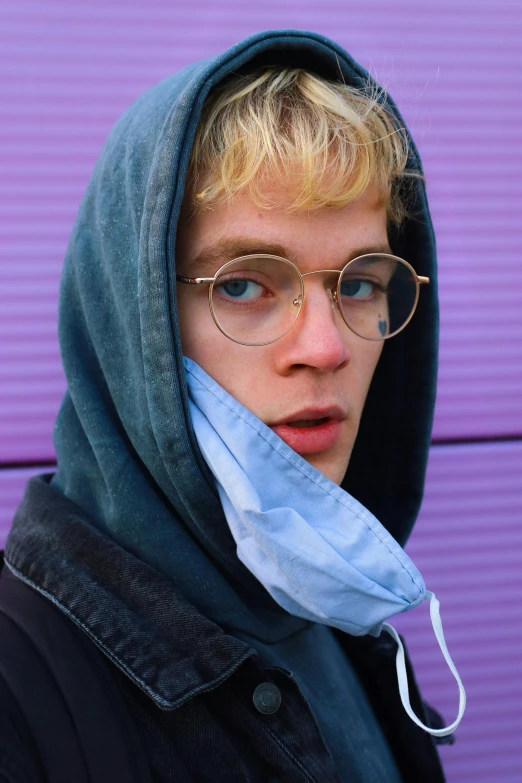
[{"x1": 378, "y1": 319, "x2": 387, "y2": 337}]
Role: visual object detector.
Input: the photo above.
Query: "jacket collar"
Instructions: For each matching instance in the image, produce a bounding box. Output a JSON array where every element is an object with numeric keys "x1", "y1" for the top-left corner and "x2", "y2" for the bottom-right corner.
[{"x1": 5, "y1": 475, "x2": 256, "y2": 710}]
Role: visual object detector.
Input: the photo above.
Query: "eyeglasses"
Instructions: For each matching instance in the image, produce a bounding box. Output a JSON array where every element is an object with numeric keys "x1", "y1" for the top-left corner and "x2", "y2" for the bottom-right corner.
[{"x1": 176, "y1": 253, "x2": 429, "y2": 346}]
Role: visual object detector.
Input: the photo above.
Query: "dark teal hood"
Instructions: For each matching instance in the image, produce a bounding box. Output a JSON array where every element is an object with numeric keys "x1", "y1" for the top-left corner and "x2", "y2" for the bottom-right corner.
[{"x1": 50, "y1": 30, "x2": 438, "y2": 635}]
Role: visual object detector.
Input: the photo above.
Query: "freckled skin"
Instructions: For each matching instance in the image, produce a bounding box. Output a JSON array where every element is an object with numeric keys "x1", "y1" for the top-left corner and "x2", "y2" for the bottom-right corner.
[{"x1": 176, "y1": 185, "x2": 386, "y2": 485}]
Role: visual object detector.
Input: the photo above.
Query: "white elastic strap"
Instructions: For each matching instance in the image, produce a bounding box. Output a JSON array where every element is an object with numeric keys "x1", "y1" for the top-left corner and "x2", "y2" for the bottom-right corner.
[{"x1": 382, "y1": 590, "x2": 466, "y2": 737}]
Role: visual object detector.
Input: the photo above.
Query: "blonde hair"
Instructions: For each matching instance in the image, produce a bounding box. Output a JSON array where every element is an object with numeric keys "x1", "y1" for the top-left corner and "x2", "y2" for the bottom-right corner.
[{"x1": 187, "y1": 68, "x2": 419, "y2": 223}]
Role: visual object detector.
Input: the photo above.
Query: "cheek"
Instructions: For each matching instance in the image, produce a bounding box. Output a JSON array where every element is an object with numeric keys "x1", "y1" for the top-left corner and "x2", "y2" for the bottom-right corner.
[
  {"x1": 366, "y1": 344, "x2": 384, "y2": 394},
  {"x1": 194, "y1": 344, "x2": 268, "y2": 416},
  {"x1": 351, "y1": 341, "x2": 383, "y2": 404},
  {"x1": 176, "y1": 290, "x2": 212, "y2": 359},
  {"x1": 178, "y1": 293, "x2": 270, "y2": 411},
  {"x1": 367, "y1": 342, "x2": 384, "y2": 374}
]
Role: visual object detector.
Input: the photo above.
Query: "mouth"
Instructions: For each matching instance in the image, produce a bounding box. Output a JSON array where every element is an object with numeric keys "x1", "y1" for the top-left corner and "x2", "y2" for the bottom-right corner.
[
  {"x1": 269, "y1": 408, "x2": 344, "y2": 455},
  {"x1": 285, "y1": 418, "x2": 329, "y2": 428}
]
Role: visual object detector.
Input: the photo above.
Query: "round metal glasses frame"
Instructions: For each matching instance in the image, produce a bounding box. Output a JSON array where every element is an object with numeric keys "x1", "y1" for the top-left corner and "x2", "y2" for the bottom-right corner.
[{"x1": 176, "y1": 252, "x2": 430, "y2": 346}]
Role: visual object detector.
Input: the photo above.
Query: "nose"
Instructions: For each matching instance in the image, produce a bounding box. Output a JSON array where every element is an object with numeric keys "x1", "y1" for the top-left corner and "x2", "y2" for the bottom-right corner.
[{"x1": 273, "y1": 281, "x2": 350, "y2": 373}]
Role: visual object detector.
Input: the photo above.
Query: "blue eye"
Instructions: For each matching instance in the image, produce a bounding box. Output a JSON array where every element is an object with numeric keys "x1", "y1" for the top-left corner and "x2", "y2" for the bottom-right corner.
[
  {"x1": 340, "y1": 279, "x2": 374, "y2": 299},
  {"x1": 217, "y1": 279, "x2": 264, "y2": 300}
]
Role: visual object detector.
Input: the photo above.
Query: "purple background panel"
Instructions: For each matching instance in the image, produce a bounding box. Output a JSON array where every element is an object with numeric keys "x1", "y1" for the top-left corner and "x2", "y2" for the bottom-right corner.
[
  {"x1": 394, "y1": 441, "x2": 522, "y2": 783},
  {"x1": 1, "y1": 1, "x2": 522, "y2": 463}
]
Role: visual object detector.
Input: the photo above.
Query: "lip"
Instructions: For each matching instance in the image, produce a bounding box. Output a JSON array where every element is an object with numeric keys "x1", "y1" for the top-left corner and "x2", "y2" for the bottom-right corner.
[{"x1": 269, "y1": 406, "x2": 345, "y2": 455}]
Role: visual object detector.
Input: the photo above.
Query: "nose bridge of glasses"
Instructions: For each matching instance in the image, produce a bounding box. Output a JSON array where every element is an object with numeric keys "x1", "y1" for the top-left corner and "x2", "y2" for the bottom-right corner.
[
  {"x1": 294, "y1": 270, "x2": 343, "y2": 320},
  {"x1": 299, "y1": 269, "x2": 341, "y2": 310},
  {"x1": 301, "y1": 269, "x2": 342, "y2": 280}
]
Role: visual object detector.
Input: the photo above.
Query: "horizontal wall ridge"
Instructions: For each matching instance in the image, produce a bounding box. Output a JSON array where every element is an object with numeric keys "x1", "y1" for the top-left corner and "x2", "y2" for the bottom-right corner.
[
  {"x1": 0, "y1": 460, "x2": 57, "y2": 471},
  {"x1": 431, "y1": 434, "x2": 522, "y2": 447}
]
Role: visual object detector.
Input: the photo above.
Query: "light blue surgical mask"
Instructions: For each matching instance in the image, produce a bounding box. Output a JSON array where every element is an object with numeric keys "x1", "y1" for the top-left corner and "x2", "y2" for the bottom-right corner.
[{"x1": 185, "y1": 357, "x2": 465, "y2": 737}]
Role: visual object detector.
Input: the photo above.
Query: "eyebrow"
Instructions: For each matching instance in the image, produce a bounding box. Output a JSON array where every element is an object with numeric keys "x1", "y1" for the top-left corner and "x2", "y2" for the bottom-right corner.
[{"x1": 185, "y1": 237, "x2": 394, "y2": 274}]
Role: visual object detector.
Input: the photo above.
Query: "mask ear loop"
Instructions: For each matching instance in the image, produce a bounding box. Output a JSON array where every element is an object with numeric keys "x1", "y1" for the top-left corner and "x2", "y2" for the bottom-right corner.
[{"x1": 383, "y1": 591, "x2": 466, "y2": 737}]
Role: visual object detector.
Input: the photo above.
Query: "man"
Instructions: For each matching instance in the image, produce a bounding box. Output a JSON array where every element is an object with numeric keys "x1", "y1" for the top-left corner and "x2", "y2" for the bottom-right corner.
[{"x1": 0, "y1": 30, "x2": 459, "y2": 782}]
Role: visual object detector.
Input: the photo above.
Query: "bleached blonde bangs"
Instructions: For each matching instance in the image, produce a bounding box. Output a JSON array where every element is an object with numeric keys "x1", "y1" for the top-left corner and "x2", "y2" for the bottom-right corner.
[{"x1": 187, "y1": 68, "x2": 419, "y2": 223}]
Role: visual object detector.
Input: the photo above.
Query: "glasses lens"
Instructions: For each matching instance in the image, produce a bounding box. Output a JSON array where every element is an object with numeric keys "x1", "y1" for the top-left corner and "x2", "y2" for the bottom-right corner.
[
  {"x1": 211, "y1": 256, "x2": 303, "y2": 345},
  {"x1": 339, "y1": 254, "x2": 418, "y2": 340}
]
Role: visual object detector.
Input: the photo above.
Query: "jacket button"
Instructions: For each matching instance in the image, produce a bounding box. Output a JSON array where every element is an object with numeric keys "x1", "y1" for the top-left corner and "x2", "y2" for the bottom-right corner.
[{"x1": 253, "y1": 682, "x2": 281, "y2": 715}]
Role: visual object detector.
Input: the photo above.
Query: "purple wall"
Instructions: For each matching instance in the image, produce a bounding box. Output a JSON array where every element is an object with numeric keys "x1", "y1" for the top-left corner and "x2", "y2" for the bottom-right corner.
[{"x1": 1, "y1": 2, "x2": 521, "y2": 780}]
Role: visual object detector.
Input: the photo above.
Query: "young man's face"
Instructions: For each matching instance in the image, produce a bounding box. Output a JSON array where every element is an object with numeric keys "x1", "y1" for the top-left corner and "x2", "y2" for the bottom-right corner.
[{"x1": 176, "y1": 184, "x2": 387, "y2": 485}]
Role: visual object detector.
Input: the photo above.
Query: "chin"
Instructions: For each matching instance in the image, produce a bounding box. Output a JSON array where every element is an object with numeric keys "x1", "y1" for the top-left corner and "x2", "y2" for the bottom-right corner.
[{"x1": 303, "y1": 452, "x2": 350, "y2": 486}]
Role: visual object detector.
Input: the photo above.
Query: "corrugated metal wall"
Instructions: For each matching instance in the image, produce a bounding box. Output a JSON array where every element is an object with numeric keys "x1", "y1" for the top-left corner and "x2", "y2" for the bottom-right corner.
[{"x1": 1, "y1": 2, "x2": 521, "y2": 780}]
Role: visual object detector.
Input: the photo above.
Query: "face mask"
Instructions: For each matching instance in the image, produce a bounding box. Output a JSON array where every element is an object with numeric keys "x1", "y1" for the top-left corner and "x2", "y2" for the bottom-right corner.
[{"x1": 185, "y1": 358, "x2": 465, "y2": 738}]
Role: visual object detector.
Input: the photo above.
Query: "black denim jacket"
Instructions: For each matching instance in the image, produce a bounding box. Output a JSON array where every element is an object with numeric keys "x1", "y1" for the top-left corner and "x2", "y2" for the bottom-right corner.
[{"x1": 1, "y1": 476, "x2": 448, "y2": 782}]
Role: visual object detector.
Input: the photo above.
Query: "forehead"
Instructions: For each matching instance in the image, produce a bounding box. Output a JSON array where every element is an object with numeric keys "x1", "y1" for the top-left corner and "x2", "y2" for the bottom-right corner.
[{"x1": 177, "y1": 184, "x2": 390, "y2": 274}]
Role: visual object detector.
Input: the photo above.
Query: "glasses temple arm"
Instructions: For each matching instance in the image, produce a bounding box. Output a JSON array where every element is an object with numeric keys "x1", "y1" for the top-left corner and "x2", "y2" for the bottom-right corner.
[{"x1": 176, "y1": 275, "x2": 215, "y2": 285}]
